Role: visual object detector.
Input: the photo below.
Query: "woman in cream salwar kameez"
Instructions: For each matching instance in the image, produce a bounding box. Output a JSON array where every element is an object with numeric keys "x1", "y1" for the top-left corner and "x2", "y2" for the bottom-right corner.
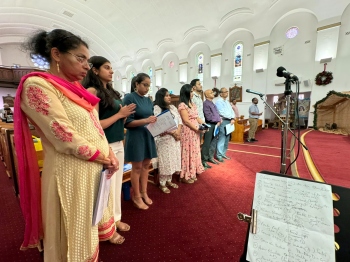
[{"x1": 15, "y1": 29, "x2": 120, "y2": 262}]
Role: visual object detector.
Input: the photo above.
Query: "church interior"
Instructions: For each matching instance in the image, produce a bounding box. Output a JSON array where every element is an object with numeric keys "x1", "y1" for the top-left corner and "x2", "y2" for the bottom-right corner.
[{"x1": 0, "y1": 0, "x2": 350, "y2": 261}]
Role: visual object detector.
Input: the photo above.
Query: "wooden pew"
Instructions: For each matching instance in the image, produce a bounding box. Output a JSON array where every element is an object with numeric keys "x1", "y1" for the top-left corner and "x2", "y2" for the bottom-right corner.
[
  {"x1": 230, "y1": 119, "x2": 262, "y2": 143},
  {"x1": 0, "y1": 123, "x2": 14, "y2": 177}
]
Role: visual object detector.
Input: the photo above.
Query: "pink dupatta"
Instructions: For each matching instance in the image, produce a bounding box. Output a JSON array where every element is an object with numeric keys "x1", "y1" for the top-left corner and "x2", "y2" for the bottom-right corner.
[{"x1": 14, "y1": 72, "x2": 100, "y2": 250}]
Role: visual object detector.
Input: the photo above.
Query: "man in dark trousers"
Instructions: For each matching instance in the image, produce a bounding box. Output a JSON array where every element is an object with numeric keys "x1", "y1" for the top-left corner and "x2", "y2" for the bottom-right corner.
[{"x1": 201, "y1": 89, "x2": 222, "y2": 168}]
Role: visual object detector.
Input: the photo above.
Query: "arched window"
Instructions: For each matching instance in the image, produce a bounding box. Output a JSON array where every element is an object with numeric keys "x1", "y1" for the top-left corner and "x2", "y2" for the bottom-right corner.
[
  {"x1": 148, "y1": 67, "x2": 153, "y2": 95},
  {"x1": 197, "y1": 53, "x2": 204, "y2": 85},
  {"x1": 130, "y1": 71, "x2": 135, "y2": 80},
  {"x1": 233, "y1": 42, "x2": 243, "y2": 82}
]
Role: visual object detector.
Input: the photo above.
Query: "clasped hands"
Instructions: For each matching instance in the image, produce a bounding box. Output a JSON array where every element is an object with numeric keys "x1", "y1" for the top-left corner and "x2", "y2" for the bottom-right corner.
[{"x1": 96, "y1": 151, "x2": 119, "y2": 179}]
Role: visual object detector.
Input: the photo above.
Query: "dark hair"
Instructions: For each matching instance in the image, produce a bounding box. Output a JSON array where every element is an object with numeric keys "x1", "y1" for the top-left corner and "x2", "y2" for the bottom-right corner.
[
  {"x1": 22, "y1": 29, "x2": 88, "y2": 63},
  {"x1": 190, "y1": 79, "x2": 200, "y2": 87},
  {"x1": 82, "y1": 56, "x2": 121, "y2": 109},
  {"x1": 252, "y1": 97, "x2": 258, "y2": 102},
  {"x1": 154, "y1": 88, "x2": 169, "y2": 112},
  {"x1": 179, "y1": 84, "x2": 193, "y2": 108},
  {"x1": 131, "y1": 73, "x2": 150, "y2": 93},
  {"x1": 212, "y1": 87, "x2": 220, "y2": 98}
]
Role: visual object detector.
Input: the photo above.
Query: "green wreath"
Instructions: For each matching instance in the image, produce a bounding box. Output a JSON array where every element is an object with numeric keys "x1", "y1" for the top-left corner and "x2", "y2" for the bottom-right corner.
[{"x1": 315, "y1": 71, "x2": 333, "y2": 86}]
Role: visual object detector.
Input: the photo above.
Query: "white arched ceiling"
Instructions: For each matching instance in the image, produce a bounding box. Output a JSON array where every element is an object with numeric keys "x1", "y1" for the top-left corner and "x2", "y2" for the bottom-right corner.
[{"x1": 1, "y1": 0, "x2": 350, "y2": 70}]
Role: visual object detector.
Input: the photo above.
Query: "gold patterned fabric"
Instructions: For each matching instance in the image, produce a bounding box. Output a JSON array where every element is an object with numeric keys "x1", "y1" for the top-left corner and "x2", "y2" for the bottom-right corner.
[{"x1": 20, "y1": 77, "x2": 115, "y2": 262}]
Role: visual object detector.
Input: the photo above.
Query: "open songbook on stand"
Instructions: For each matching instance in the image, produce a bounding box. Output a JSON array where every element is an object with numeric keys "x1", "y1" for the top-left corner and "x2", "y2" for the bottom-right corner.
[{"x1": 146, "y1": 110, "x2": 177, "y2": 137}]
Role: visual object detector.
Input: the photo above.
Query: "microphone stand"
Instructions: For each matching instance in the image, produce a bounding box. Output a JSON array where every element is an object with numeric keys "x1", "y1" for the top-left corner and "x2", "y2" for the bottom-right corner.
[
  {"x1": 257, "y1": 82, "x2": 308, "y2": 175},
  {"x1": 280, "y1": 79, "x2": 293, "y2": 174}
]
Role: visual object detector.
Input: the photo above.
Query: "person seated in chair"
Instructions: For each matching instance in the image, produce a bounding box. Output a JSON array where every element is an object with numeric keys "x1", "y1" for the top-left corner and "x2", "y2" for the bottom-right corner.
[{"x1": 2, "y1": 103, "x2": 13, "y2": 119}]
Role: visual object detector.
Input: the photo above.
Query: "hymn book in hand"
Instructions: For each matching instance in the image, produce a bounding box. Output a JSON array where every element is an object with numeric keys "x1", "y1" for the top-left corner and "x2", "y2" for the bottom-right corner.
[
  {"x1": 92, "y1": 169, "x2": 111, "y2": 226},
  {"x1": 146, "y1": 110, "x2": 177, "y2": 137}
]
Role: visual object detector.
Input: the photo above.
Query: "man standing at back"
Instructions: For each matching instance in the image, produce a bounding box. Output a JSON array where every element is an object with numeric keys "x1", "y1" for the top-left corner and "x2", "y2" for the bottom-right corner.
[
  {"x1": 190, "y1": 79, "x2": 205, "y2": 123},
  {"x1": 247, "y1": 97, "x2": 262, "y2": 142},
  {"x1": 202, "y1": 89, "x2": 222, "y2": 168},
  {"x1": 215, "y1": 87, "x2": 235, "y2": 162}
]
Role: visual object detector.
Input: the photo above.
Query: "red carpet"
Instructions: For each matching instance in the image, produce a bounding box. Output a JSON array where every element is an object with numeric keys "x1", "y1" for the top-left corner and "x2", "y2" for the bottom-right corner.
[
  {"x1": 304, "y1": 130, "x2": 350, "y2": 188},
  {"x1": 2, "y1": 128, "x2": 343, "y2": 261},
  {"x1": 0, "y1": 165, "x2": 41, "y2": 261},
  {"x1": 1, "y1": 152, "x2": 256, "y2": 261},
  {"x1": 290, "y1": 129, "x2": 314, "y2": 181}
]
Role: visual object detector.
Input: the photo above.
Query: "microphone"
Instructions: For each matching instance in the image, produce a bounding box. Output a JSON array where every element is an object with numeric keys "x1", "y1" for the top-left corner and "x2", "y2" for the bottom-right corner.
[
  {"x1": 246, "y1": 89, "x2": 264, "y2": 97},
  {"x1": 276, "y1": 66, "x2": 298, "y2": 80}
]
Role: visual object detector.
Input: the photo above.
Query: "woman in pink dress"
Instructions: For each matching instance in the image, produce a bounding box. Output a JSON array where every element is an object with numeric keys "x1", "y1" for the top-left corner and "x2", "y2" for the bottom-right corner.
[{"x1": 178, "y1": 84, "x2": 206, "y2": 183}]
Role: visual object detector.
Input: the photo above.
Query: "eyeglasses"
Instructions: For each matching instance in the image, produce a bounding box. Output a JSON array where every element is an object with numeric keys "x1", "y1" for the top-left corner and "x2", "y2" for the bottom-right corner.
[
  {"x1": 66, "y1": 51, "x2": 93, "y2": 69},
  {"x1": 141, "y1": 82, "x2": 150, "y2": 88}
]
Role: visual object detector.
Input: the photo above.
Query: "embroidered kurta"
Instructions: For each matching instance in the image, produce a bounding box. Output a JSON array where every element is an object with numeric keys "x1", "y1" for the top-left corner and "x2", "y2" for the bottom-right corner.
[
  {"x1": 154, "y1": 105, "x2": 182, "y2": 176},
  {"x1": 20, "y1": 76, "x2": 115, "y2": 262}
]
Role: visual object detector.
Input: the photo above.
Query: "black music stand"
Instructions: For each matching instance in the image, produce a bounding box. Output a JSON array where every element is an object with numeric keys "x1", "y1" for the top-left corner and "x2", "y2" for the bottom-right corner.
[{"x1": 239, "y1": 170, "x2": 350, "y2": 262}]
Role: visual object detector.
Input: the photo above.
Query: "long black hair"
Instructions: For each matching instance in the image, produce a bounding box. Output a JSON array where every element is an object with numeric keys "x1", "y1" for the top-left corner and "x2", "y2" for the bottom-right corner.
[
  {"x1": 179, "y1": 84, "x2": 193, "y2": 108},
  {"x1": 131, "y1": 73, "x2": 150, "y2": 93},
  {"x1": 154, "y1": 88, "x2": 169, "y2": 112},
  {"x1": 22, "y1": 29, "x2": 88, "y2": 62},
  {"x1": 82, "y1": 56, "x2": 121, "y2": 109}
]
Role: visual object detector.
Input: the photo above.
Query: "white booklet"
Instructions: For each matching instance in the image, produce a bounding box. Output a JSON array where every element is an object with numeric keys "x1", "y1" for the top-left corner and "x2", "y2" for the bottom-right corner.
[
  {"x1": 225, "y1": 123, "x2": 235, "y2": 135},
  {"x1": 92, "y1": 169, "x2": 111, "y2": 226},
  {"x1": 146, "y1": 110, "x2": 177, "y2": 137}
]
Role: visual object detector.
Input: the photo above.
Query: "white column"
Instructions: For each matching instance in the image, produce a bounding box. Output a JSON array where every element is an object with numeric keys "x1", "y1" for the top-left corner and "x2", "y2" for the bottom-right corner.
[
  {"x1": 155, "y1": 68, "x2": 163, "y2": 87},
  {"x1": 210, "y1": 53, "x2": 222, "y2": 77},
  {"x1": 121, "y1": 78, "x2": 127, "y2": 92},
  {"x1": 253, "y1": 41, "x2": 269, "y2": 71},
  {"x1": 315, "y1": 24, "x2": 340, "y2": 61},
  {"x1": 179, "y1": 62, "x2": 188, "y2": 83}
]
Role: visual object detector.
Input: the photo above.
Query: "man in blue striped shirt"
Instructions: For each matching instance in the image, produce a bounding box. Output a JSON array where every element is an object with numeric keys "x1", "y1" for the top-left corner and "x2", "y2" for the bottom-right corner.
[{"x1": 215, "y1": 87, "x2": 235, "y2": 162}]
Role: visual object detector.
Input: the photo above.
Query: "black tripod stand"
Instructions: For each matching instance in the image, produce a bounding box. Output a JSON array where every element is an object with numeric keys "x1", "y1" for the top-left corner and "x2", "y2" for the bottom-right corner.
[{"x1": 257, "y1": 79, "x2": 308, "y2": 174}]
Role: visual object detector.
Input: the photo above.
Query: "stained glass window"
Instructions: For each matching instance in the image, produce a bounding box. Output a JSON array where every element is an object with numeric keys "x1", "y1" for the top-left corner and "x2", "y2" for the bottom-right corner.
[
  {"x1": 233, "y1": 43, "x2": 243, "y2": 82},
  {"x1": 286, "y1": 27, "x2": 299, "y2": 39},
  {"x1": 197, "y1": 53, "x2": 204, "y2": 85},
  {"x1": 148, "y1": 67, "x2": 153, "y2": 95}
]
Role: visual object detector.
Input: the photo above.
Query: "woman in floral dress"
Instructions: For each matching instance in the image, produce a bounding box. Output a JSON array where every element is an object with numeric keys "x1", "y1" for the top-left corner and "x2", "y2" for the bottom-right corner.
[
  {"x1": 178, "y1": 84, "x2": 206, "y2": 183},
  {"x1": 154, "y1": 88, "x2": 182, "y2": 193}
]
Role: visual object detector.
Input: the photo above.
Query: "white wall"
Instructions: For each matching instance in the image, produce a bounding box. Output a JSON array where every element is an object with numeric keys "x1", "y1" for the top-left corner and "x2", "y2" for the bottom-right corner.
[
  {"x1": 0, "y1": 44, "x2": 31, "y2": 67},
  {"x1": 161, "y1": 52, "x2": 180, "y2": 95},
  {"x1": 2, "y1": 4, "x2": 350, "y2": 124}
]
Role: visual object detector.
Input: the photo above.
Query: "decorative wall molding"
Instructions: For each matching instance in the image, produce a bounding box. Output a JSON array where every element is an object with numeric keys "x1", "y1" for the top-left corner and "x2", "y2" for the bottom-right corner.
[
  {"x1": 120, "y1": 56, "x2": 132, "y2": 63},
  {"x1": 220, "y1": 8, "x2": 254, "y2": 28},
  {"x1": 157, "y1": 38, "x2": 175, "y2": 49},
  {"x1": 136, "y1": 48, "x2": 151, "y2": 57},
  {"x1": 254, "y1": 40, "x2": 270, "y2": 47},
  {"x1": 183, "y1": 26, "x2": 208, "y2": 40},
  {"x1": 317, "y1": 22, "x2": 341, "y2": 32}
]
